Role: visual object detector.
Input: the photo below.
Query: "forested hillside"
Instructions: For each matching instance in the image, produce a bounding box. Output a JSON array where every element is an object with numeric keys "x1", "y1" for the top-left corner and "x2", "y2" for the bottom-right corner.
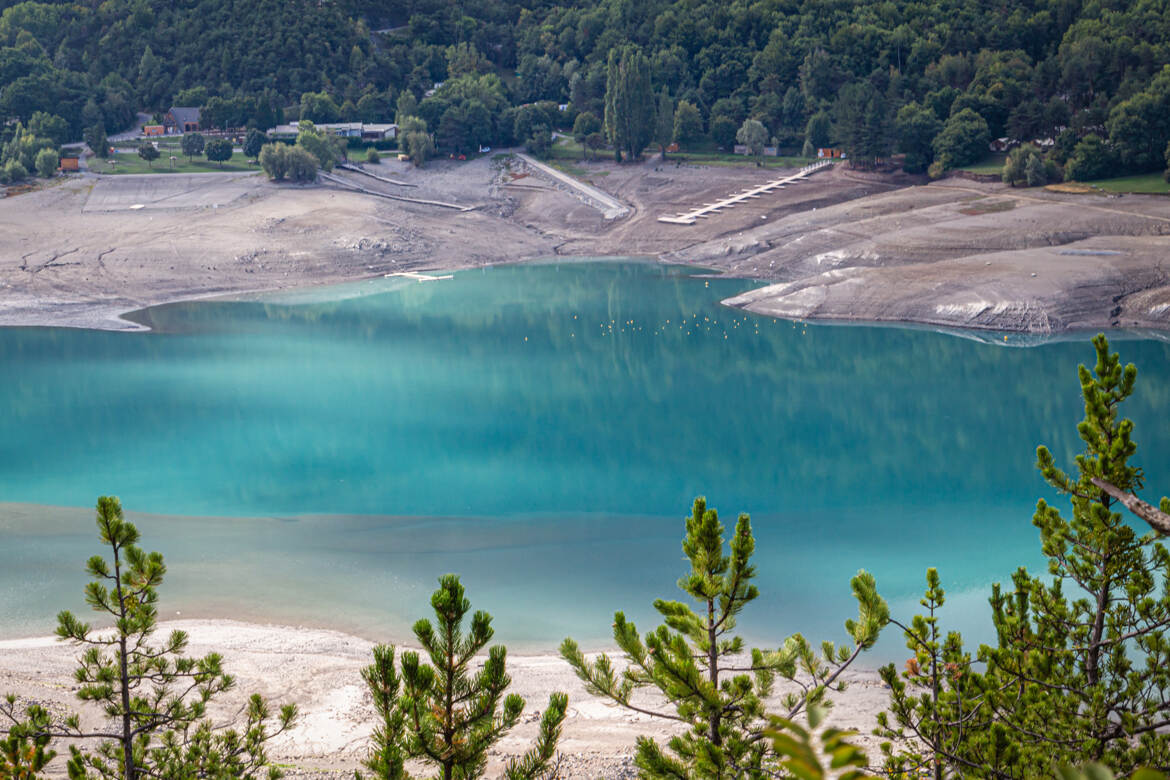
[{"x1": 3, "y1": 0, "x2": 1170, "y2": 177}]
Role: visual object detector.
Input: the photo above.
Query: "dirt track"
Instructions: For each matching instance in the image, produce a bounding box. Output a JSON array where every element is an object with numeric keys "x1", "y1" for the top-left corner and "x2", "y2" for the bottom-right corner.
[{"x1": 1, "y1": 153, "x2": 1168, "y2": 334}]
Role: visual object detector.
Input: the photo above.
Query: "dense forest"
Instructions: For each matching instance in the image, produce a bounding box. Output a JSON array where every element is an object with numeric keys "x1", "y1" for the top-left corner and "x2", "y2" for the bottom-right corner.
[{"x1": 2, "y1": 0, "x2": 1170, "y2": 178}]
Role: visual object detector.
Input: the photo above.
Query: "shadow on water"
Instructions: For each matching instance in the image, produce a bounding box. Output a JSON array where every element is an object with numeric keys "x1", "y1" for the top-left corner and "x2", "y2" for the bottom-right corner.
[{"x1": 1, "y1": 261, "x2": 1167, "y2": 658}]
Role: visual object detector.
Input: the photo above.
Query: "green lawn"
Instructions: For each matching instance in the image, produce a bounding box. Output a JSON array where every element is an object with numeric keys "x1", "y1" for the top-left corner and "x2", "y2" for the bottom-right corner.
[
  {"x1": 671, "y1": 151, "x2": 817, "y2": 168},
  {"x1": 91, "y1": 152, "x2": 259, "y2": 175},
  {"x1": 549, "y1": 136, "x2": 814, "y2": 168},
  {"x1": 957, "y1": 152, "x2": 1007, "y2": 174},
  {"x1": 1085, "y1": 172, "x2": 1170, "y2": 194}
]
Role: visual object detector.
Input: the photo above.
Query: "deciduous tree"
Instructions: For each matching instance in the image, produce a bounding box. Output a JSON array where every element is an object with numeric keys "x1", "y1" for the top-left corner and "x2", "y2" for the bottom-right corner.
[
  {"x1": 136, "y1": 141, "x2": 159, "y2": 168},
  {"x1": 573, "y1": 111, "x2": 601, "y2": 159},
  {"x1": 243, "y1": 129, "x2": 266, "y2": 162},
  {"x1": 34, "y1": 148, "x2": 58, "y2": 178},
  {"x1": 654, "y1": 89, "x2": 674, "y2": 158},
  {"x1": 931, "y1": 107, "x2": 989, "y2": 170},
  {"x1": 895, "y1": 102, "x2": 942, "y2": 173},
  {"x1": 604, "y1": 44, "x2": 653, "y2": 162},
  {"x1": 398, "y1": 116, "x2": 433, "y2": 168},
  {"x1": 205, "y1": 138, "x2": 232, "y2": 168},
  {"x1": 180, "y1": 132, "x2": 204, "y2": 162},
  {"x1": 673, "y1": 100, "x2": 703, "y2": 148},
  {"x1": 736, "y1": 118, "x2": 768, "y2": 165}
]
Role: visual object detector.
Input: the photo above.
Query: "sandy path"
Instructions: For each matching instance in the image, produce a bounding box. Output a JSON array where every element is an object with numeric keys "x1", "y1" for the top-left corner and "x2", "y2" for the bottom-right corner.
[{"x1": 0, "y1": 619, "x2": 893, "y2": 778}]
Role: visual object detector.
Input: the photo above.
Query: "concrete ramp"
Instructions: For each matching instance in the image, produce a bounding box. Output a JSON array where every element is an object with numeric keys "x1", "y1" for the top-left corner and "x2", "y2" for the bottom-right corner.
[{"x1": 514, "y1": 153, "x2": 630, "y2": 220}]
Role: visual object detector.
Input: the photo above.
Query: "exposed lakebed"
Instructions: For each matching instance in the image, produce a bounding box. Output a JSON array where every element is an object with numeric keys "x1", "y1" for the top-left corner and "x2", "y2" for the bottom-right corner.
[{"x1": 1, "y1": 260, "x2": 1167, "y2": 657}]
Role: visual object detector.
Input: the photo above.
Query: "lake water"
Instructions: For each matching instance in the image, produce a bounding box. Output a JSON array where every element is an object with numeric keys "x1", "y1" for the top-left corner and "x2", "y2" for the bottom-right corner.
[{"x1": 1, "y1": 260, "x2": 1167, "y2": 658}]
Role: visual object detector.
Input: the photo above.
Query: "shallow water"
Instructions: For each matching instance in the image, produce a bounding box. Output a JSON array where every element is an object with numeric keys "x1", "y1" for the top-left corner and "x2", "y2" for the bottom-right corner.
[{"x1": 1, "y1": 260, "x2": 1167, "y2": 657}]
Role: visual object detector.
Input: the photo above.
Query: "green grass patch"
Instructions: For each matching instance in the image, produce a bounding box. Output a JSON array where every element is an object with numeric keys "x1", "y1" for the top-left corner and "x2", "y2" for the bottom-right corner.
[
  {"x1": 957, "y1": 152, "x2": 1007, "y2": 175},
  {"x1": 92, "y1": 152, "x2": 258, "y2": 175},
  {"x1": 546, "y1": 159, "x2": 589, "y2": 177},
  {"x1": 1084, "y1": 172, "x2": 1170, "y2": 194},
  {"x1": 960, "y1": 199, "x2": 1016, "y2": 216},
  {"x1": 670, "y1": 148, "x2": 816, "y2": 168},
  {"x1": 550, "y1": 136, "x2": 814, "y2": 168}
]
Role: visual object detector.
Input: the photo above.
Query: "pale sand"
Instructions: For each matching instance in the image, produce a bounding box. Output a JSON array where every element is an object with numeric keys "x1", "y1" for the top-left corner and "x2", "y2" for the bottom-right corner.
[{"x1": 0, "y1": 619, "x2": 893, "y2": 778}]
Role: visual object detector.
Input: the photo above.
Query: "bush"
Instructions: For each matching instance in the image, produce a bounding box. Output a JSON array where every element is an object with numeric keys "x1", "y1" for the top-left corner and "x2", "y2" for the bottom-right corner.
[
  {"x1": 285, "y1": 146, "x2": 319, "y2": 180},
  {"x1": 34, "y1": 148, "x2": 58, "y2": 178},
  {"x1": 2, "y1": 159, "x2": 29, "y2": 183},
  {"x1": 1002, "y1": 143, "x2": 1055, "y2": 187},
  {"x1": 366, "y1": 147, "x2": 380, "y2": 164},
  {"x1": 259, "y1": 142, "x2": 318, "y2": 182},
  {"x1": 295, "y1": 121, "x2": 342, "y2": 171}
]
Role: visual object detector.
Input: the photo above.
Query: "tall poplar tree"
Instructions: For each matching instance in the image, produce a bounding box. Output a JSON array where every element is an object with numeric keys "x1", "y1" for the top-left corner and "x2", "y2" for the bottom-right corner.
[
  {"x1": 604, "y1": 44, "x2": 654, "y2": 162},
  {"x1": 654, "y1": 89, "x2": 674, "y2": 159},
  {"x1": 562, "y1": 498, "x2": 888, "y2": 778}
]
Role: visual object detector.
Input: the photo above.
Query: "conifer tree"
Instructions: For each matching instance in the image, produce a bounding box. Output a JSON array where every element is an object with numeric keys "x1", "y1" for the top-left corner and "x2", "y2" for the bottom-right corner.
[
  {"x1": 562, "y1": 497, "x2": 888, "y2": 778},
  {"x1": 45, "y1": 496, "x2": 296, "y2": 780},
  {"x1": 0, "y1": 698, "x2": 56, "y2": 778},
  {"x1": 359, "y1": 575, "x2": 568, "y2": 780},
  {"x1": 878, "y1": 335, "x2": 1170, "y2": 776}
]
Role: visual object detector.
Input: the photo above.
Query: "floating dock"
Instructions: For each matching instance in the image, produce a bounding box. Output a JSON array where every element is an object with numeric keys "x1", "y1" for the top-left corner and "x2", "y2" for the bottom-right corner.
[
  {"x1": 385, "y1": 271, "x2": 454, "y2": 281},
  {"x1": 658, "y1": 160, "x2": 834, "y2": 225}
]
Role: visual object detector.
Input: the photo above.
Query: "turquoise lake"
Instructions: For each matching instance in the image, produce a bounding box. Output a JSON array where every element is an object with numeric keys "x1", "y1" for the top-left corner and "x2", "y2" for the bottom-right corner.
[{"x1": 1, "y1": 260, "x2": 1167, "y2": 657}]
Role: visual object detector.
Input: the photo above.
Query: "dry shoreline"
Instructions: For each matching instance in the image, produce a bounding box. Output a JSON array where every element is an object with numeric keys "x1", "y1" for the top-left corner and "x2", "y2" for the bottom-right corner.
[
  {"x1": 0, "y1": 618, "x2": 893, "y2": 778},
  {"x1": 2, "y1": 155, "x2": 1168, "y2": 335}
]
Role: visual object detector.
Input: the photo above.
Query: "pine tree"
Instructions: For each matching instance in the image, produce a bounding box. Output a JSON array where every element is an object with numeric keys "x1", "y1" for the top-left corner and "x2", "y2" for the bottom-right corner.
[
  {"x1": 359, "y1": 575, "x2": 568, "y2": 780},
  {"x1": 0, "y1": 698, "x2": 56, "y2": 778},
  {"x1": 878, "y1": 335, "x2": 1170, "y2": 776},
  {"x1": 562, "y1": 497, "x2": 888, "y2": 778},
  {"x1": 45, "y1": 496, "x2": 296, "y2": 780}
]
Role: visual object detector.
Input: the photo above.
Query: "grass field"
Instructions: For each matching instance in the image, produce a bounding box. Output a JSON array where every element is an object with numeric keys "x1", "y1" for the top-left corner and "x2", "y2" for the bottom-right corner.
[
  {"x1": 91, "y1": 152, "x2": 258, "y2": 175},
  {"x1": 548, "y1": 136, "x2": 814, "y2": 168},
  {"x1": 957, "y1": 152, "x2": 1007, "y2": 175},
  {"x1": 545, "y1": 158, "x2": 610, "y2": 179},
  {"x1": 1085, "y1": 172, "x2": 1170, "y2": 194}
]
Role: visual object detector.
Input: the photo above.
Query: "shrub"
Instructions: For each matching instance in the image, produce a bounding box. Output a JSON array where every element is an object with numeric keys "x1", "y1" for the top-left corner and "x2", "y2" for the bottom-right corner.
[
  {"x1": 366, "y1": 147, "x2": 380, "y2": 164},
  {"x1": 2, "y1": 159, "x2": 29, "y2": 183},
  {"x1": 1065, "y1": 134, "x2": 1115, "y2": 182},
  {"x1": 259, "y1": 142, "x2": 318, "y2": 182},
  {"x1": 34, "y1": 148, "x2": 58, "y2": 178}
]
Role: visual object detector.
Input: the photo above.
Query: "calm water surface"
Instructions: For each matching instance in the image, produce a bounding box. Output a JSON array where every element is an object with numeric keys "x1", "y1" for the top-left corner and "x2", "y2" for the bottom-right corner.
[{"x1": 1, "y1": 260, "x2": 1167, "y2": 657}]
